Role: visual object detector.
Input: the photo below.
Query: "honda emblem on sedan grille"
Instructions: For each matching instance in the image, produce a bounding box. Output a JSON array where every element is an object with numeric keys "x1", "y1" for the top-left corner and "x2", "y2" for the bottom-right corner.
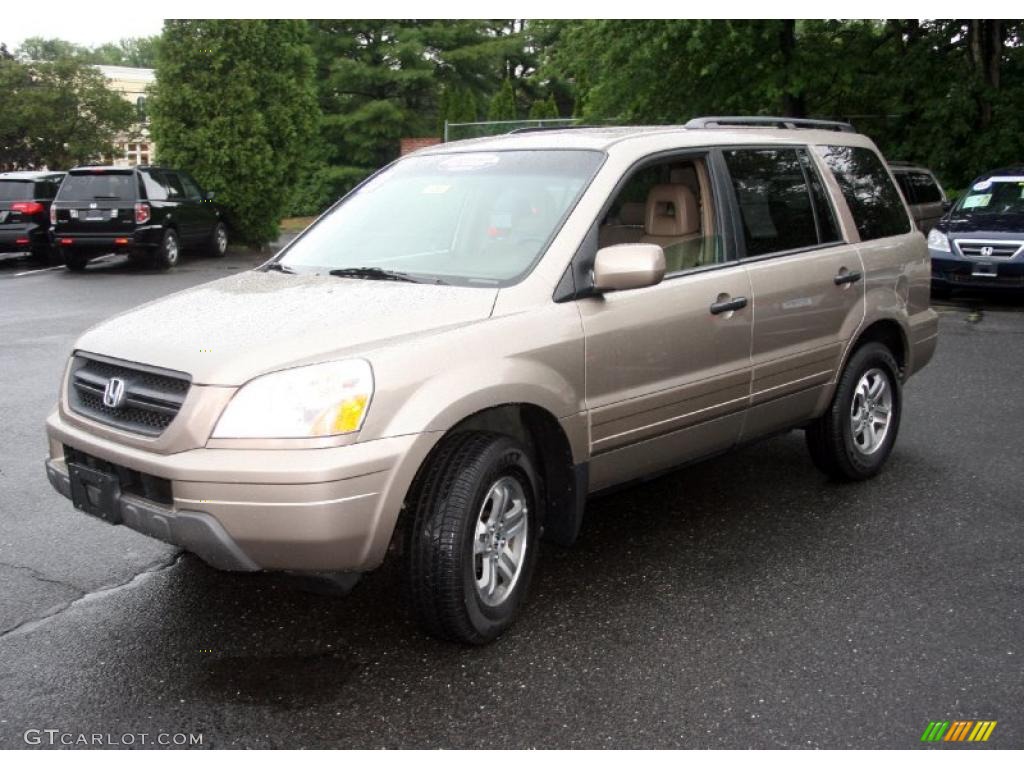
[
  {"x1": 980, "y1": 246, "x2": 994, "y2": 257},
  {"x1": 102, "y1": 377, "x2": 127, "y2": 409}
]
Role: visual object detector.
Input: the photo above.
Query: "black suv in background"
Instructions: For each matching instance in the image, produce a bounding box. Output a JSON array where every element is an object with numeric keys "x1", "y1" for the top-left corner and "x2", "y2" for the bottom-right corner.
[
  {"x1": 0, "y1": 171, "x2": 65, "y2": 263},
  {"x1": 51, "y1": 165, "x2": 228, "y2": 271}
]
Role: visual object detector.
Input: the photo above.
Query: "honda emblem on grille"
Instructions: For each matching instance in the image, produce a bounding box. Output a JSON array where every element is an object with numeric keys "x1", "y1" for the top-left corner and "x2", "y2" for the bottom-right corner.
[
  {"x1": 980, "y1": 246, "x2": 994, "y2": 257},
  {"x1": 102, "y1": 377, "x2": 127, "y2": 409}
]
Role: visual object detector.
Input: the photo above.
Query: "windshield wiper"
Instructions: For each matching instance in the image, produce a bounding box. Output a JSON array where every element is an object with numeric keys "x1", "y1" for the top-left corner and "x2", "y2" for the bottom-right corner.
[
  {"x1": 327, "y1": 266, "x2": 445, "y2": 285},
  {"x1": 263, "y1": 262, "x2": 296, "y2": 274}
]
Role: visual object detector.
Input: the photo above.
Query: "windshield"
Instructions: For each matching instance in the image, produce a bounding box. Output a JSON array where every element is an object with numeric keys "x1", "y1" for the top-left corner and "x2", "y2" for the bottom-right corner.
[
  {"x1": 57, "y1": 172, "x2": 137, "y2": 201},
  {"x1": 278, "y1": 150, "x2": 604, "y2": 286},
  {"x1": 955, "y1": 177, "x2": 1024, "y2": 216}
]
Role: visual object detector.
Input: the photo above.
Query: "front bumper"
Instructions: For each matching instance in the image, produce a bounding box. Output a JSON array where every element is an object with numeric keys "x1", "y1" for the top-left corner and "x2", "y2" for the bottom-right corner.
[
  {"x1": 931, "y1": 251, "x2": 1024, "y2": 289},
  {"x1": 45, "y1": 408, "x2": 439, "y2": 572}
]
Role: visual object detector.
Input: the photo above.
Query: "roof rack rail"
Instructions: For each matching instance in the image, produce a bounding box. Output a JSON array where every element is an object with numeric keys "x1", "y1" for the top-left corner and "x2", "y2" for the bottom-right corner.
[
  {"x1": 685, "y1": 116, "x2": 856, "y2": 133},
  {"x1": 508, "y1": 123, "x2": 599, "y2": 134}
]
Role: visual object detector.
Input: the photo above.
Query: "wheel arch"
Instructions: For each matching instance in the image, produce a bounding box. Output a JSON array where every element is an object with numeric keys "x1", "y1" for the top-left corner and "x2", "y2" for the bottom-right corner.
[{"x1": 393, "y1": 402, "x2": 587, "y2": 558}]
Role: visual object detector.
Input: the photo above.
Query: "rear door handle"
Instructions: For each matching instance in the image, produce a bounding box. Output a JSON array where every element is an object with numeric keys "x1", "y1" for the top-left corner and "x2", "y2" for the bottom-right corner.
[
  {"x1": 834, "y1": 270, "x2": 863, "y2": 285},
  {"x1": 709, "y1": 296, "x2": 748, "y2": 315}
]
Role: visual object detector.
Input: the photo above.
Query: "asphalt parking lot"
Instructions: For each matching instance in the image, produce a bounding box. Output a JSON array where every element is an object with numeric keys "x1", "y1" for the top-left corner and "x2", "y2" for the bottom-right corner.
[{"x1": 0, "y1": 249, "x2": 1021, "y2": 749}]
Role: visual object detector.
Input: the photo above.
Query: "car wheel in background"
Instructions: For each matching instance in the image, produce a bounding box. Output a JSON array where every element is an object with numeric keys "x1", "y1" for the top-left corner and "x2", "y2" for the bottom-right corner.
[
  {"x1": 404, "y1": 431, "x2": 541, "y2": 645},
  {"x1": 61, "y1": 249, "x2": 89, "y2": 272},
  {"x1": 207, "y1": 222, "x2": 228, "y2": 258},
  {"x1": 153, "y1": 229, "x2": 180, "y2": 270},
  {"x1": 806, "y1": 341, "x2": 902, "y2": 482}
]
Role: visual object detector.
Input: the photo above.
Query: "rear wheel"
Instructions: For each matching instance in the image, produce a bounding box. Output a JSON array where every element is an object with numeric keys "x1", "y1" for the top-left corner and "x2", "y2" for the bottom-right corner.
[
  {"x1": 404, "y1": 431, "x2": 540, "y2": 644},
  {"x1": 61, "y1": 248, "x2": 88, "y2": 272},
  {"x1": 805, "y1": 341, "x2": 902, "y2": 481},
  {"x1": 207, "y1": 222, "x2": 228, "y2": 258},
  {"x1": 153, "y1": 229, "x2": 180, "y2": 270}
]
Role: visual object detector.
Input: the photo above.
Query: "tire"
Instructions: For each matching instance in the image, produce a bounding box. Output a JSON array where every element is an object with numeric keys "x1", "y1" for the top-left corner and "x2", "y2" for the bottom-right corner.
[
  {"x1": 207, "y1": 222, "x2": 228, "y2": 258},
  {"x1": 805, "y1": 341, "x2": 902, "y2": 482},
  {"x1": 404, "y1": 431, "x2": 541, "y2": 645},
  {"x1": 153, "y1": 229, "x2": 180, "y2": 270},
  {"x1": 62, "y1": 248, "x2": 88, "y2": 272}
]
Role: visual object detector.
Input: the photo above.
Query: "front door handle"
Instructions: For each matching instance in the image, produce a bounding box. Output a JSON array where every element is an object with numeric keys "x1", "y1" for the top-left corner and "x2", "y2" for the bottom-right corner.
[
  {"x1": 709, "y1": 296, "x2": 748, "y2": 315},
  {"x1": 834, "y1": 270, "x2": 863, "y2": 286}
]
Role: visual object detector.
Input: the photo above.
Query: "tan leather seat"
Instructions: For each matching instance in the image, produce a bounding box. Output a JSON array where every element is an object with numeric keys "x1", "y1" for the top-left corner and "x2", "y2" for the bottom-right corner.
[
  {"x1": 641, "y1": 184, "x2": 704, "y2": 271},
  {"x1": 598, "y1": 202, "x2": 646, "y2": 247}
]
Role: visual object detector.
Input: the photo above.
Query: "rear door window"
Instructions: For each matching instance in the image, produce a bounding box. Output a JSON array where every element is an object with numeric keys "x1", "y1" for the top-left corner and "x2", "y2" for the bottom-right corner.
[
  {"x1": 820, "y1": 146, "x2": 911, "y2": 241},
  {"x1": 57, "y1": 172, "x2": 138, "y2": 202},
  {"x1": 161, "y1": 172, "x2": 186, "y2": 200},
  {"x1": 179, "y1": 173, "x2": 202, "y2": 200},
  {"x1": 723, "y1": 148, "x2": 821, "y2": 257}
]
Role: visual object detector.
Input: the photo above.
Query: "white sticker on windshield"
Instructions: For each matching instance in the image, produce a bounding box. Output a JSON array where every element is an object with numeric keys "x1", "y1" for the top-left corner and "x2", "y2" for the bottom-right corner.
[
  {"x1": 421, "y1": 184, "x2": 451, "y2": 195},
  {"x1": 972, "y1": 179, "x2": 992, "y2": 191},
  {"x1": 962, "y1": 194, "x2": 992, "y2": 208},
  {"x1": 437, "y1": 154, "x2": 500, "y2": 172}
]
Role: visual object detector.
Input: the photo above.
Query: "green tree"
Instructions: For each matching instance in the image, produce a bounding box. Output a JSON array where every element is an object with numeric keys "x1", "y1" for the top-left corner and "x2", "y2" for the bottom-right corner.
[
  {"x1": 488, "y1": 78, "x2": 517, "y2": 121},
  {"x1": 527, "y1": 94, "x2": 559, "y2": 120},
  {"x1": 150, "y1": 20, "x2": 319, "y2": 245},
  {"x1": 16, "y1": 36, "x2": 160, "y2": 67},
  {"x1": 0, "y1": 56, "x2": 134, "y2": 169},
  {"x1": 545, "y1": 19, "x2": 1024, "y2": 189}
]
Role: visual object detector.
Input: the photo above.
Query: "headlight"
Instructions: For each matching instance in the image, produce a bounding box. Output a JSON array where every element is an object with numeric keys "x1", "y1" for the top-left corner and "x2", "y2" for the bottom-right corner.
[
  {"x1": 212, "y1": 359, "x2": 373, "y2": 439},
  {"x1": 927, "y1": 228, "x2": 951, "y2": 252}
]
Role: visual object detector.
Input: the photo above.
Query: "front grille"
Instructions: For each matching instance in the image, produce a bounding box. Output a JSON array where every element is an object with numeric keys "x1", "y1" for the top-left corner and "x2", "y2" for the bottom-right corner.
[
  {"x1": 955, "y1": 240, "x2": 1024, "y2": 260},
  {"x1": 67, "y1": 353, "x2": 190, "y2": 437}
]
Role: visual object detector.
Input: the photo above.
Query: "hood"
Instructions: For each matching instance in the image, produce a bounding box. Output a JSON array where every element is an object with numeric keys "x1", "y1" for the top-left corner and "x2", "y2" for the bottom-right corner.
[
  {"x1": 75, "y1": 271, "x2": 498, "y2": 385},
  {"x1": 942, "y1": 211, "x2": 1024, "y2": 235}
]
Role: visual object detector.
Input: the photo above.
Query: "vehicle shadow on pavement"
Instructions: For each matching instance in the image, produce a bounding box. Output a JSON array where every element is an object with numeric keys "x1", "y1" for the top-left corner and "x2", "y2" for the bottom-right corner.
[{"x1": 134, "y1": 430, "x2": 913, "y2": 712}]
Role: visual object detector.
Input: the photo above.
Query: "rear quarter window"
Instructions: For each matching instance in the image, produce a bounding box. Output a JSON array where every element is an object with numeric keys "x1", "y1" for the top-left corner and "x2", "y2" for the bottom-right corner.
[{"x1": 820, "y1": 146, "x2": 911, "y2": 241}]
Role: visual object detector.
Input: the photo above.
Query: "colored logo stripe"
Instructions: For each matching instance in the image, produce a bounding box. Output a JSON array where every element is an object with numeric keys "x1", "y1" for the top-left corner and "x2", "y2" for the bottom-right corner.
[{"x1": 921, "y1": 720, "x2": 996, "y2": 743}]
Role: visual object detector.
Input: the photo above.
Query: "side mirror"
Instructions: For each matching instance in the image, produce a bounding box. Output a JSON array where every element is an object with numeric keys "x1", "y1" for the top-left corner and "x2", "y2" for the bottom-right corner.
[
  {"x1": 942, "y1": 200, "x2": 953, "y2": 212},
  {"x1": 205, "y1": 190, "x2": 216, "y2": 202},
  {"x1": 592, "y1": 243, "x2": 665, "y2": 292}
]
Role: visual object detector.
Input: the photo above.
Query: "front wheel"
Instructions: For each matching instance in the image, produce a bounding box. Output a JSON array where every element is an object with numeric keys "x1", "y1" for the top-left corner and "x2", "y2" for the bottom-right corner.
[
  {"x1": 805, "y1": 341, "x2": 902, "y2": 481},
  {"x1": 404, "y1": 432, "x2": 540, "y2": 644}
]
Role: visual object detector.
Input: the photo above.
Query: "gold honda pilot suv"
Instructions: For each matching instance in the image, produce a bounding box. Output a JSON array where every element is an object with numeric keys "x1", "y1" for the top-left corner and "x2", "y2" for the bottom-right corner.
[{"x1": 45, "y1": 117, "x2": 938, "y2": 644}]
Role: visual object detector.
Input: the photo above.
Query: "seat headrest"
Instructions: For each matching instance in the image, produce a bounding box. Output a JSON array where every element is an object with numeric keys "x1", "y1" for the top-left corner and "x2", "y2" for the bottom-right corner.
[
  {"x1": 618, "y1": 202, "x2": 645, "y2": 226},
  {"x1": 670, "y1": 165, "x2": 699, "y2": 194},
  {"x1": 645, "y1": 184, "x2": 699, "y2": 238}
]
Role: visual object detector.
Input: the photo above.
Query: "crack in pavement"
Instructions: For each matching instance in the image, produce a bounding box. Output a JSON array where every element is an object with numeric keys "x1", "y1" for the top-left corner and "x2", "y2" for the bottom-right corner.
[
  {"x1": 0, "y1": 561, "x2": 85, "y2": 595},
  {"x1": 0, "y1": 553, "x2": 184, "y2": 641}
]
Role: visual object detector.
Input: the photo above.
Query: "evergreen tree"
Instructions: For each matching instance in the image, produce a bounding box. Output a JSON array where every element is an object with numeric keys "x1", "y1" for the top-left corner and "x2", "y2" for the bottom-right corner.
[
  {"x1": 488, "y1": 78, "x2": 517, "y2": 121},
  {"x1": 149, "y1": 20, "x2": 319, "y2": 245}
]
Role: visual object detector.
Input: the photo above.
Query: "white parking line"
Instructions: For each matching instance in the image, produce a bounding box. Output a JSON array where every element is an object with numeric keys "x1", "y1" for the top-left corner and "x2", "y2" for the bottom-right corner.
[{"x1": 12, "y1": 265, "x2": 64, "y2": 277}]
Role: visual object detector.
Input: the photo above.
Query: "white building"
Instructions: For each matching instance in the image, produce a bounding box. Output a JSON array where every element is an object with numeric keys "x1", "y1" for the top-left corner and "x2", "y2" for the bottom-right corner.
[{"x1": 95, "y1": 65, "x2": 156, "y2": 166}]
